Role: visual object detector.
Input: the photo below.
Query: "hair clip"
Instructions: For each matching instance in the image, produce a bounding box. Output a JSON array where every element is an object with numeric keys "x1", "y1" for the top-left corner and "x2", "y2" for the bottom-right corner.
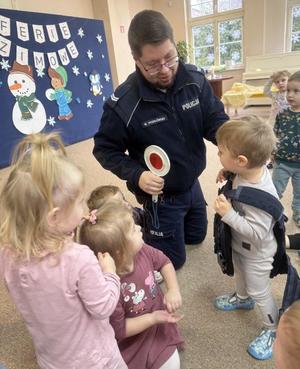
[{"x1": 89, "y1": 209, "x2": 97, "y2": 225}]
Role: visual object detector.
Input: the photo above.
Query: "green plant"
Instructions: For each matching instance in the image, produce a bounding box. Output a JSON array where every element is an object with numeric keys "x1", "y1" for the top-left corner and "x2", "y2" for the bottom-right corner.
[{"x1": 176, "y1": 40, "x2": 193, "y2": 63}]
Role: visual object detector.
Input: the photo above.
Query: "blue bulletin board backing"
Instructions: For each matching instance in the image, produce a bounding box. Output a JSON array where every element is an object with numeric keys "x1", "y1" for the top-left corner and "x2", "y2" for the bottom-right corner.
[{"x1": 0, "y1": 8, "x2": 113, "y2": 168}]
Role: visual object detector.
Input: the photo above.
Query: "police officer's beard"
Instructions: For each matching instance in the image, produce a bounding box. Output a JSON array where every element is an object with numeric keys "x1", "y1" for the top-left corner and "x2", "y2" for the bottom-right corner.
[{"x1": 153, "y1": 74, "x2": 175, "y2": 90}]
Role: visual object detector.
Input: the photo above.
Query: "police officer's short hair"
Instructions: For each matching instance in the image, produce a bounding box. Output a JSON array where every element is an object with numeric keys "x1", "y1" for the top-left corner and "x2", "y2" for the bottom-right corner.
[{"x1": 128, "y1": 10, "x2": 175, "y2": 58}]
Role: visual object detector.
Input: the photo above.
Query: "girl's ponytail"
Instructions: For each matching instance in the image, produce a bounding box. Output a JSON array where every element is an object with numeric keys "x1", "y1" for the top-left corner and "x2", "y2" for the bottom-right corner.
[{"x1": 0, "y1": 132, "x2": 83, "y2": 259}]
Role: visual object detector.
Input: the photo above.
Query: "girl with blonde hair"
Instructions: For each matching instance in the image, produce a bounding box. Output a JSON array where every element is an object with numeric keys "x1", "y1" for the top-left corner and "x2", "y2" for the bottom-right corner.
[
  {"x1": 80, "y1": 200, "x2": 184, "y2": 369},
  {"x1": 0, "y1": 133, "x2": 127, "y2": 369}
]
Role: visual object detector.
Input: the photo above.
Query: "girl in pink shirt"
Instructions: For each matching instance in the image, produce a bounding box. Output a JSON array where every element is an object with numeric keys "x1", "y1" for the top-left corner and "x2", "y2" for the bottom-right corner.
[
  {"x1": 80, "y1": 200, "x2": 184, "y2": 369},
  {"x1": 0, "y1": 133, "x2": 127, "y2": 369}
]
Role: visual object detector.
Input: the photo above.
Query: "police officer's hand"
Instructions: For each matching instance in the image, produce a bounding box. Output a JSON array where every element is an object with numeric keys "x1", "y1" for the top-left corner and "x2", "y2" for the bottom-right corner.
[
  {"x1": 138, "y1": 171, "x2": 164, "y2": 195},
  {"x1": 214, "y1": 194, "x2": 232, "y2": 217}
]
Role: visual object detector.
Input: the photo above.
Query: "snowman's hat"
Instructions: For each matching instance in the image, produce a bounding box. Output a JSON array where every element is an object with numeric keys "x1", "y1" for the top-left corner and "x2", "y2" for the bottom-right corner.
[{"x1": 10, "y1": 61, "x2": 34, "y2": 80}]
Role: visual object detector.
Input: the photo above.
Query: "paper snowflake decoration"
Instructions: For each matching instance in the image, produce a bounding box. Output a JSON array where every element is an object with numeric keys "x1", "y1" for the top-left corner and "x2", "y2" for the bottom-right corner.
[
  {"x1": 104, "y1": 73, "x2": 110, "y2": 82},
  {"x1": 72, "y1": 65, "x2": 80, "y2": 76},
  {"x1": 87, "y1": 50, "x2": 93, "y2": 60},
  {"x1": 36, "y1": 67, "x2": 45, "y2": 78},
  {"x1": 194, "y1": 49, "x2": 201, "y2": 57},
  {"x1": 78, "y1": 27, "x2": 85, "y2": 38},
  {"x1": 96, "y1": 34, "x2": 103, "y2": 44},
  {"x1": 220, "y1": 45, "x2": 227, "y2": 55},
  {"x1": 232, "y1": 51, "x2": 240, "y2": 62},
  {"x1": 294, "y1": 7, "x2": 300, "y2": 17},
  {"x1": 292, "y1": 33, "x2": 300, "y2": 43},
  {"x1": 207, "y1": 53, "x2": 215, "y2": 63},
  {"x1": 47, "y1": 116, "x2": 56, "y2": 126},
  {"x1": 87, "y1": 99, "x2": 94, "y2": 108},
  {"x1": 0, "y1": 58, "x2": 11, "y2": 71},
  {"x1": 232, "y1": 30, "x2": 241, "y2": 40},
  {"x1": 206, "y1": 34, "x2": 213, "y2": 44},
  {"x1": 219, "y1": 24, "x2": 225, "y2": 34}
]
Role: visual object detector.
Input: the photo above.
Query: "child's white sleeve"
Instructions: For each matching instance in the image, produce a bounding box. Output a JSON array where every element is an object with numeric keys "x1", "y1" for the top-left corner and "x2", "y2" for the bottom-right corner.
[{"x1": 222, "y1": 205, "x2": 274, "y2": 243}]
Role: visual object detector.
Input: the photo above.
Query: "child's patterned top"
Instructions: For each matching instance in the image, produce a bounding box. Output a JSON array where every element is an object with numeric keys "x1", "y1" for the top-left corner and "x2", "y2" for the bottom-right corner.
[
  {"x1": 264, "y1": 79, "x2": 289, "y2": 115},
  {"x1": 274, "y1": 108, "x2": 300, "y2": 166}
]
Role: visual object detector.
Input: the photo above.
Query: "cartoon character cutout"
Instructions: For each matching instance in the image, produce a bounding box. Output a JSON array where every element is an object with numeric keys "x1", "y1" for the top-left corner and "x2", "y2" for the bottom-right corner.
[
  {"x1": 145, "y1": 271, "x2": 158, "y2": 298},
  {"x1": 121, "y1": 282, "x2": 147, "y2": 314},
  {"x1": 131, "y1": 289, "x2": 146, "y2": 314},
  {"x1": 7, "y1": 61, "x2": 46, "y2": 134},
  {"x1": 46, "y1": 66, "x2": 73, "y2": 121},
  {"x1": 89, "y1": 70, "x2": 102, "y2": 96}
]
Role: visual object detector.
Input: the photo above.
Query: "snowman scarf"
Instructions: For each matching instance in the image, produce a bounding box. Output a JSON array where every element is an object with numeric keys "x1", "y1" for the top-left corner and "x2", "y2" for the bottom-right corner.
[{"x1": 15, "y1": 93, "x2": 38, "y2": 120}]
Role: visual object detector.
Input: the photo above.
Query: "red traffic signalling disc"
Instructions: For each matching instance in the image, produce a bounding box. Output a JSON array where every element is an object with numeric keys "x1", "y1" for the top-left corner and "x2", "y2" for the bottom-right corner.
[
  {"x1": 144, "y1": 145, "x2": 170, "y2": 177},
  {"x1": 149, "y1": 152, "x2": 163, "y2": 170}
]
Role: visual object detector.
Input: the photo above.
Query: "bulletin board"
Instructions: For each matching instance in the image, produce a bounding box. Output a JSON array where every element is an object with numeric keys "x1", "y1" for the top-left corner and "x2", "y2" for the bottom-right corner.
[{"x1": 0, "y1": 8, "x2": 114, "y2": 168}]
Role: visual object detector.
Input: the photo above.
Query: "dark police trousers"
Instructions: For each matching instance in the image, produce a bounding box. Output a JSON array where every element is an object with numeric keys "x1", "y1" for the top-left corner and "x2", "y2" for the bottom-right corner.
[{"x1": 140, "y1": 180, "x2": 207, "y2": 270}]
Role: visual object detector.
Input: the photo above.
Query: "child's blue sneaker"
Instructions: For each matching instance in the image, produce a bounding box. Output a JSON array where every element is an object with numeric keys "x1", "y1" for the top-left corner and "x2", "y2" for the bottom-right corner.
[
  {"x1": 214, "y1": 292, "x2": 255, "y2": 311},
  {"x1": 247, "y1": 328, "x2": 276, "y2": 360}
]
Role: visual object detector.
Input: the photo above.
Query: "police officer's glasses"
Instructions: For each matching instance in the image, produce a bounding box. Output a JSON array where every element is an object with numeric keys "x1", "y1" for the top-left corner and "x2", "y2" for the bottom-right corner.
[{"x1": 140, "y1": 55, "x2": 179, "y2": 76}]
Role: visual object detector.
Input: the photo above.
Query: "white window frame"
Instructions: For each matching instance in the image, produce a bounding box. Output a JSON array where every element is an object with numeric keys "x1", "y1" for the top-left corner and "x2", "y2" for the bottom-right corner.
[
  {"x1": 187, "y1": 0, "x2": 244, "y2": 69},
  {"x1": 286, "y1": 0, "x2": 300, "y2": 52}
]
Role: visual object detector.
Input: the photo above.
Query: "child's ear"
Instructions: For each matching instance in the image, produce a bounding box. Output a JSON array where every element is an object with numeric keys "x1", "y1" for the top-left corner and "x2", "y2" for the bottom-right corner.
[
  {"x1": 236, "y1": 154, "x2": 248, "y2": 167},
  {"x1": 47, "y1": 207, "x2": 61, "y2": 227}
]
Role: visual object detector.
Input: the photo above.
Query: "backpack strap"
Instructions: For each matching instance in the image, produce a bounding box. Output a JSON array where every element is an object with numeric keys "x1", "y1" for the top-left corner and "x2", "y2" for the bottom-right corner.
[
  {"x1": 224, "y1": 185, "x2": 288, "y2": 278},
  {"x1": 224, "y1": 186, "x2": 284, "y2": 221},
  {"x1": 280, "y1": 255, "x2": 300, "y2": 315}
]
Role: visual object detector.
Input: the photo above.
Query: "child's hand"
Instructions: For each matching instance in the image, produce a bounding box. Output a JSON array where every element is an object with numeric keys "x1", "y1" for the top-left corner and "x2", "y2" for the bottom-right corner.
[
  {"x1": 216, "y1": 168, "x2": 229, "y2": 183},
  {"x1": 151, "y1": 310, "x2": 184, "y2": 324},
  {"x1": 214, "y1": 194, "x2": 232, "y2": 217},
  {"x1": 163, "y1": 288, "x2": 182, "y2": 313},
  {"x1": 270, "y1": 73, "x2": 277, "y2": 82},
  {"x1": 98, "y1": 252, "x2": 116, "y2": 274}
]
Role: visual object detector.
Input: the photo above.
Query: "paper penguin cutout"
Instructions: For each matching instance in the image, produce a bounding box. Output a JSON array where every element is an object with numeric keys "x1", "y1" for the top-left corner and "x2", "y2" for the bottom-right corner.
[
  {"x1": 89, "y1": 70, "x2": 102, "y2": 96},
  {"x1": 7, "y1": 61, "x2": 46, "y2": 134},
  {"x1": 46, "y1": 66, "x2": 73, "y2": 121}
]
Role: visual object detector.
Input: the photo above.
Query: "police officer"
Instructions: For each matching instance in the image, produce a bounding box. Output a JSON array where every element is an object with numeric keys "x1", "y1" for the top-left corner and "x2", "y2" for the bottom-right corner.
[{"x1": 93, "y1": 10, "x2": 229, "y2": 269}]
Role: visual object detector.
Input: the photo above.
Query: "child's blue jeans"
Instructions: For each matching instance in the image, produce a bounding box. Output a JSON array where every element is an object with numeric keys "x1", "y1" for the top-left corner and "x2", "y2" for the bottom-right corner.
[{"x1": 272, "y1": 161, "x2": 300, "y2": 213}]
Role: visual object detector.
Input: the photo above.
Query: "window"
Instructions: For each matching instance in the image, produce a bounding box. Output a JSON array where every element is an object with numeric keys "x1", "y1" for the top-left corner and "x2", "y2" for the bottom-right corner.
[
  {"x1": 287, "y1": 1, "x2": 300, "y2": 51},
  {"x1": 291, "y1": 5, "x2": 300, "y2": 51},
  {"x1": 188, "y1": 0, "x2": 243, "y2": 69}
]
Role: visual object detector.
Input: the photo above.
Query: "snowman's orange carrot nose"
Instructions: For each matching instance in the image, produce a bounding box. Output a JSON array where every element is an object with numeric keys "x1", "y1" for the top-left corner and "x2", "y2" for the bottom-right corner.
[{"x1": 9, "y1": 83, "x2": 22, "y2": 90}]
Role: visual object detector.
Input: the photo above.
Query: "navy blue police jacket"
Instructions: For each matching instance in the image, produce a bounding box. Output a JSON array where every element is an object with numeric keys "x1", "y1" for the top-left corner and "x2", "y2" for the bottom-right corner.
[{"x1": 93, "y1": 62, "x2": 229, "y2": 197}]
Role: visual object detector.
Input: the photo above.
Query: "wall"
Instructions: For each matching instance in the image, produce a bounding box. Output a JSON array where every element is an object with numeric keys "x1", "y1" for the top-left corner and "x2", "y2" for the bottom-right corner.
[
  {"x1": 92, "y1": 0, "x2": 118, "y2": 87},
  {"x1": 106, "y1": 0, "x2": 133, "y2": 84},
  {"x1": 152, "y1": 0, "x2": 188, "y2": 42},
  {"x1": 93, "y1": 0, "x2": 152, "y2": 86},
  {"x1": 244, "y1": 0, "x2": 288, "y2": 57},
  {"x1": 128, "y1": 0, "x2": 152, "y2": 17},
  {"x1": 0, "y1": 0, "x2": 95, "y2": 17},
  {"x1": 264, "y1": 0, "x2": 287, "y2": 54},
  {"x1": 0, "y1": 0, "x2": 295, "y2": 91}
]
